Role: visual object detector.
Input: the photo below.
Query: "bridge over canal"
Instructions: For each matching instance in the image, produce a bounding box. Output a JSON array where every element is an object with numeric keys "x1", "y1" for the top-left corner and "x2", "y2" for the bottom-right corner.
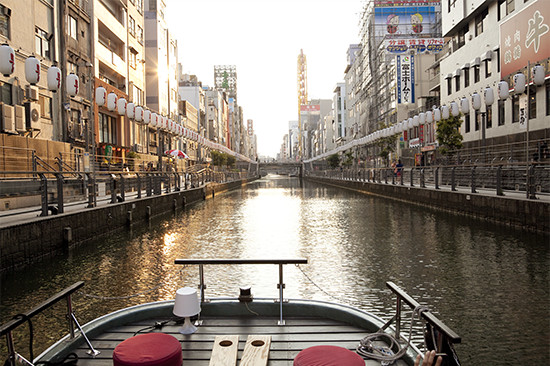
[{"x1": 259, "y1": 162, "x2": 302, "y2": 176}]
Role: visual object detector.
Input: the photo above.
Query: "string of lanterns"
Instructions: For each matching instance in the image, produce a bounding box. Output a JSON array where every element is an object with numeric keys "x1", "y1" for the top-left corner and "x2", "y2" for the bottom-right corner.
[
  {"x1": 0, "y1": 43, "x2": 255, "y2": 163},
  {"x1": 304, "y1": 64, "x2": 546, "y2": 164}
]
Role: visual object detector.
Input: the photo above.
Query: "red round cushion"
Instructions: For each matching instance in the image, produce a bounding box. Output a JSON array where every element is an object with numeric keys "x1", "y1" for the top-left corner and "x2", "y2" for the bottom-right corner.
[
  {"x1": 113, "y1": 333, "x2": 182, "y2": 366},
  {"x1": 294, "y1": 345, "x2": 365, "y2": 365}
]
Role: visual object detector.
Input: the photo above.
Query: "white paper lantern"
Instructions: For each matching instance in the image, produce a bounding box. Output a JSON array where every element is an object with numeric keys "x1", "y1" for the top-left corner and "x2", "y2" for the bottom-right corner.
[
  {"x1": 126, "y1": 102, "x2": 135, "y2": 119},
  {"x1": 460, "y1": 98, "x2": 469, "y2": 114},
  {"x1": 442, "y1": 105, "x2": 450, "y2": 120},
  {"x1": 450, "y1": 102, "x2": 459, "y2": 117},
  {"x1": 117, "y1": 98, "x2": 127, "y2": 115},
  {"x1": 513, "y1": 72, "x2": 526, "y2": 94},
  {"x1": 419, "y1": 113, "x2": 426, "y2": 125},
  {"x1": 498, "y1": 81, "x2": 509, "y2": 100},
  {"x1": 25, "y1": 56, "x2": 40, "y2": 84},
  {"x1": 47, "y1": 66, "x2": 61, "y2": 92},
  {"x1": 426, "y1": 111, "x2": 433, "y2": 123},
  {"x1": 107, "y1": 92, "x2": 117, "y2": 111},
  {"x1": 407, "y1": 118, "x2": 413, "y2": 129},
  {"x1": 413, "y1": 115, "x2": 420, "y2": 127},
  {"x1": 151, "y1": 113, "x2": 158, "y2": 127},
  {"x1": 143, "y1": 110, "x2": 151, "y2": 124},
  {"x1": 66, "y1": 73, "x2": 79, "y2": 97},
  {"x1": 135, "y1": 106, "x2": 143, "y2": 122},
  {"x1": 95, "y1": 86, "x2": 106, "y2": 107},
  {"x1": 472, "y1": 93, "x2": 482, "y2": 111},
  {"x1": 0, "y1": 44, "x2": 15, "y2": 76},
  {"x1": 433, "y1": 108, "x2": 441, "y2": 122},
  {"x1": 532, "y1": 64, "x2": 545, "y2": 86},
  {"x1": 484, "y1": 87, "x2": 495, "y2": 106}
]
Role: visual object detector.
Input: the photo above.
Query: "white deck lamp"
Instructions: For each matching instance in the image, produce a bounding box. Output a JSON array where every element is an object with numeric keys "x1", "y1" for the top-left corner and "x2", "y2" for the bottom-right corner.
[{"x1": 173, "y1": 287, "x2": 201, "y2": 334}]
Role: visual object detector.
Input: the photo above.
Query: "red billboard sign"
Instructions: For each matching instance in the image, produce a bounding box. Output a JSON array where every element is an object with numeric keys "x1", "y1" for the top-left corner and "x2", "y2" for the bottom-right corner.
[
  {"x1": 500, "y1": 0, "x2": 550, "y2": 78},
  {"x1": 300, "y1": 105, "x2": 320, "y2": 112}
]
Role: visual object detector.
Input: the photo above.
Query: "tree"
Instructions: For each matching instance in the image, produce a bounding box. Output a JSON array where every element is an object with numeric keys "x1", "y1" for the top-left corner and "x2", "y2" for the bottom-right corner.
[
  {"x1": 342, "y1": 151, "x2": 354, "y2": 167},
  {"x1": 226, "y1": 154, "x2": 236, "y2": 168},
  {"x1": 326, "y1": 153, "x2": 340, "y2": 169},
  {"x1": 211, "y1": 151, "x2": 227, "y2": 166},
  {"x1": 376, "y1": 135, "x2": 398, "y2": 166},
  {"x1": 436, "y1": 115, "x2": 463, "y2": 155}
]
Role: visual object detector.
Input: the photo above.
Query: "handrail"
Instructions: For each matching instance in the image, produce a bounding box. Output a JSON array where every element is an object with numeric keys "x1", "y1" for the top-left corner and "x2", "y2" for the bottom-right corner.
[
  {"x1": 174, "y1": 258, "x2": 308, "y2": 326},
  {"x1": 386, "y1": 281, "x2": 461, "y2": 344},
  {"x1": 0, "y1": 281, "x2": 84, "y2": 337}
]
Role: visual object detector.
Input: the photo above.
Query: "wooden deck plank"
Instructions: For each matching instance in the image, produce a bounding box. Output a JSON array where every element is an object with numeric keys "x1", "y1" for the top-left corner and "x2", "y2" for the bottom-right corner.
[
  {"x1": 209, "y1": 335, "x2": 240, "y2": 366},
  {"x1": 239, "y1": 335, "x2": 271, "y2": 366}
]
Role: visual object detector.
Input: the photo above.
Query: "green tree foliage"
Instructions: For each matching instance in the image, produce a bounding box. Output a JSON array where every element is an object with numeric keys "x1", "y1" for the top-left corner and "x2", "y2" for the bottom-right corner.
[
  {"x1": 211, "y1": 150, "x2": 227, "y2": 166},
  {"x1": 226, "y1": 154, "x2": 236, "y2": 168},
  {"x1": 326, "y1": 153, "x2": 340, "y2": 168},
  {"x1": 377, "y1": 135, "x2": 398, "y2": 165},
  {"x1": 342, "y1": 151, "x2": 354, "y2": 167},
  {"x1": 436, "y1": 115, "x2": 463, "y2": 155}
]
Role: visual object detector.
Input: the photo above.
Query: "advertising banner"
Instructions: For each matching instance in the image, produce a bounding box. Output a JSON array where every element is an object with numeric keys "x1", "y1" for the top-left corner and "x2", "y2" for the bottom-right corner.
[
  {"x1": 500, "y1": 0, "x2": 550, "y2": 78},
  {"x1": 374, "y1": 5, "x2": 439, "y2": 40},
  {"x1": 397, "y1": 55, "x2": 415, "y2": 104},
  {"x1": 374, "y1": 0, "x2": 440, "y2": 6},
  {"x1": 384, "y1": 38, "x2": 444, "y2": 53},
  {"x1": 300, "y1": 105, "x2": 321, "y2": 112}
]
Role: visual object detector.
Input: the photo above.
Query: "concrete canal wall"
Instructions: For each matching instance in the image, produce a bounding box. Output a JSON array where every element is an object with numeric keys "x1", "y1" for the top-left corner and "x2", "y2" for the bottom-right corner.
[
  {"x1": 0, "y1": 178, "x2": 256, "y2": 273},
  {"x1": 306, "y1": 177, "x2": 550, "y2": 234}
]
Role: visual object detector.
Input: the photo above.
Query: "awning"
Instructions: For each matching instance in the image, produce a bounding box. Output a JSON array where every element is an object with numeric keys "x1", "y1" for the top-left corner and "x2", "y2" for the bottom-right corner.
[
  {"x1": 481, "y1": 50, "x2": 493, "y2": 61},
  {"x1": 454, "y1": 69, "x2": 461, "y2": 77},
  {"x1": 471, "y1": 57, "x2": 481, "y2": 67},
  {"x1": 445, "y1": 73, "x2": 453, "y2": 79},
  {"x1": 461, "y1": 63, "x2": 470, "y2": 69}
]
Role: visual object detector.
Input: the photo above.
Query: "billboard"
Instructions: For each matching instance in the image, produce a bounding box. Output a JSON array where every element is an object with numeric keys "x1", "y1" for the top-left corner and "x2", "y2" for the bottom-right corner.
[
  {"x1": 374, "y1": 5, "x2": 439, "y2": 40},
  {"x1": 500, "y1": 0, "x2": 550, "y2": 78},
  {"x1": 300, "y1": 105, "x2": 321, "y2": 112},
  {"x1": 374, "y1": 0, "x2": 440, "y2": 6},
  {"x1": 397, "y1": 55, "x2": 415, "y2": 104},
  {"x1": 384, "y1": 38, "x2": 444, "y2": 54}
]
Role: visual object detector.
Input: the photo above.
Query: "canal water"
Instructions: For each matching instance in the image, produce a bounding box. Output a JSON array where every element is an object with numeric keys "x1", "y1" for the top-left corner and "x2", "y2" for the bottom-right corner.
[{"x1": 1, "y1": 175, "x2": 548, "y2": 365}]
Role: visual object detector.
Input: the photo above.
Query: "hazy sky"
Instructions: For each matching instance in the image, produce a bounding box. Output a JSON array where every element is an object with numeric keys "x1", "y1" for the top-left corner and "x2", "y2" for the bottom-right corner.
[{"x1": 165, "y1": 0, "x2": 363, "y2": 157}]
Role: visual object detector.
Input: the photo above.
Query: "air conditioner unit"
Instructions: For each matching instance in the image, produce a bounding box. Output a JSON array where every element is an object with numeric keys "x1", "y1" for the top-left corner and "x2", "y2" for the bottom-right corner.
[
  {"x1": 26, "y1": 85, "x2": 39, "y2": 101},
  {"x1": 1, "y1": 103, "x2": 15, "y2": 133},
  {"x1": 24, "y1": 102, "x2": 41, "y2": 130},
  {"x1": 15, "y1": 105, "x2": 25, "y2": 132}
]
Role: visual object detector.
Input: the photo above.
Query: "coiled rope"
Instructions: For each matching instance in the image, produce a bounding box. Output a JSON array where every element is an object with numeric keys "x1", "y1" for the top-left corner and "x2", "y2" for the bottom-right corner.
[{"x1": 356, "y1": 305, "x2": 430, "y2": 363}]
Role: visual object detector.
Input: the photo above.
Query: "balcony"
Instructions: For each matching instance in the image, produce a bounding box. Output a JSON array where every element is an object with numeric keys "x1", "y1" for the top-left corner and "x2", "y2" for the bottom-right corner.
[{"x1": 96, "y1": 41, "x2": 126, "y2": 77}]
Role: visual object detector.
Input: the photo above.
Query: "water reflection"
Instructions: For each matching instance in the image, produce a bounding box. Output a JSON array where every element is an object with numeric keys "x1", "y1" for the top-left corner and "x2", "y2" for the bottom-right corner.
[{"x1": 1, "y1": 174, "x2": 548, "y2": 365}]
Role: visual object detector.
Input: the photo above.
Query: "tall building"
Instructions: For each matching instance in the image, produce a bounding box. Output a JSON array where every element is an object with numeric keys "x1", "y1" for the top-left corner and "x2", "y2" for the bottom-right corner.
[
  {"x1": 214, "y1": 65, "x2": 237, "y2": 101},
  {"x1": 440, "y1": 0, "x2": 549, "y2": 158}
]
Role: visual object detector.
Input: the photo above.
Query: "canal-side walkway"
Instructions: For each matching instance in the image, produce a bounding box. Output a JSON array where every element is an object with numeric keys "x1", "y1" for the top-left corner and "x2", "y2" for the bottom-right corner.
[{"x1": 304, "y1": 174, "x2": 550, "y2": 234}]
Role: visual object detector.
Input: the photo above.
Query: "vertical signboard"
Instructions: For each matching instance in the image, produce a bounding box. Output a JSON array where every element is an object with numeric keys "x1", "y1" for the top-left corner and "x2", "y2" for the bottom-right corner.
[
  {"x1": 397, "y1": 55, "x2": 415, "y2": 104},
  {"x1": 519, "y1": 95, "x2": 528, "y2": 129},
  {"x1": 500, "y1": 0, "x2": 550, "y2": 78}
]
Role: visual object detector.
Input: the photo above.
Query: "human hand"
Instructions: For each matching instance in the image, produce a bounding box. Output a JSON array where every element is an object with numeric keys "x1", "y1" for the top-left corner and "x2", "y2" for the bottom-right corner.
[{"x1": 414, "y1": 350, "x2": 443, "y2": 366}]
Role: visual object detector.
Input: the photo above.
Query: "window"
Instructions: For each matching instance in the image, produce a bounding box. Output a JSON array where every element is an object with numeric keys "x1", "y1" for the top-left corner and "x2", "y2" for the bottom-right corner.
[
  {"x1": 35, "y1": 27, "x2": 50, "y2": 59},
  {"x1": 484, "y1": 59, "x2": 492, "y2": 78},
  {"x1": 129, "y1": 49, "x2": 137, "y2": 69},
  {"x1": 68, "y1": 15, "x2": 77, "y2": 39},
  {"x1": 39, "y1": 95, "x2": 52, "y2": 119},
  {"x1": 137, "y1": 26, "x2": 143, "y2": 44},
  {"x1": 507, "y1": 0, "x2": 515, "y2": 15},
  {"x1": 486, "y1": 106, "x2": 492, "y2": 129},
  {"x1": 129, "y1": 16, "x2": 135, "y2": 37},
  {"x1": 528, "y1": 85, "x2": 536, "y2": 119},
  {"x1": 498, "y1": 99, "x2": 506, "y2": 125},
  {"x1": 464, "y1": 68, "x2": 470, "y2": 88},
  {"x1": 512, "y1": 94, "x2": 519, "y2": 122},
  {"x1": 0, "y1": 4, "x2": 10, "y2": 39},
  {"x1": 132, "y1": 85, "x2": 144, "y2": 105},
  {"x1": 474, "y1": 65, "x2": 480, "y2": 83},
  {"x1": 465, "y1": 113, "x2": 470, "y2": 133},
  {"x1": 455, "y1": 25, "x2": 467, "y2": 50},
  {"x1": 475, "y1": 9, "x2": 487, "y2": 36},
  {"x1": 67, "y1": 60, "x2": 77, "y2": 73},
  {"x1": 99, "y1": 112, "x2": 117, "y2": 144},
  {"x1": 0, "y1": 82, "x2": 12, "y2": 104},
  {"x1": 447, "y1": 77, "x2": 452, "y2": 95},
  {"x1": 136, "y1": 0, "x2": 143, "y2": 14},
  {"x1": 455, "y1": 75, "x2": 460, "y2": 92}
]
